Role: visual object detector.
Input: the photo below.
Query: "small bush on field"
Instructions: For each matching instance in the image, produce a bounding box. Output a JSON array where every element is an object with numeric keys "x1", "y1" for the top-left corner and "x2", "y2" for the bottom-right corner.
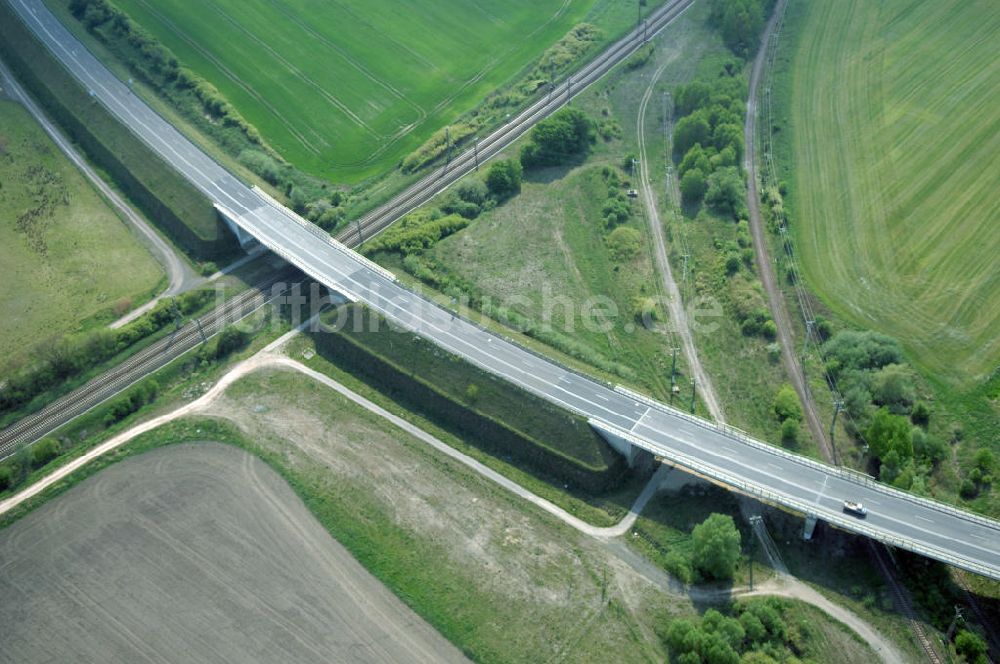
[
  {"x1": 606, "y1": 227, "x2": 641, "y2": 262},
  {"x1": 485, "y1": 159, "x2": 523, "y2": 199},
  {"x1": 520, "y1": 108, "x2": 595, "y2": 169},
  {"x1": 31, "y1": 437, "x2": 61, "y2": 468}
]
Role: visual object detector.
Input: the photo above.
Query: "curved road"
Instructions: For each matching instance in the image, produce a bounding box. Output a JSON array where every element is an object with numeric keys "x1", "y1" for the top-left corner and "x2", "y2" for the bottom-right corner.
[{"x1": 7, "y1": 0, "x2": 1000, "y2": 580}]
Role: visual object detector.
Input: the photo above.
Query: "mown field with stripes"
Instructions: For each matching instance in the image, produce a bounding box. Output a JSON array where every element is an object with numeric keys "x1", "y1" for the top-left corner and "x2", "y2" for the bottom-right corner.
[
  {"x1": 777, "y1": 0, "x2": 1000, "y2": 385},
  {"x1": 108, "y1": 0, "x2": 639, "y2": 181}
]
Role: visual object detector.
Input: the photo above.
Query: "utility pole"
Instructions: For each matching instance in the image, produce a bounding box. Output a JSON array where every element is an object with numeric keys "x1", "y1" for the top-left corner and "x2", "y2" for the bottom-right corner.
[
  {"x1": 195, "y1": 317, "x2": 207, "y2": 344},
  {"x1": 830, "y1": 399, "x2": 844, "y2": 466},
  {"x1": 801, "y1": 318, "x2": 814, "y2": 368},
  {"x1": 670, "y1": 347, "x2": 678, "y2": 391},
  {"x1": 945, "y1": 606, "x2": 964, "y2": 641},
  {"x1": 443, "y1": 127, "x2": 452, "y2": 175},
  {"x1": 636, "y1": 0, "x2": 642, "y2": 32},
  {"x1": 689, "y1": 380, "x2": 696, "y2": 414},
  {"x1": 748, "y1": 515, "x2": 761, "y2": 591},
  {"x1": 643, "y1": 18, "x2": 649, "y2": 43},
  {"x1": 567, "y1": 74, "x2": 573, "y2": 99},
  {"x1": 473, "y1": 135, "x2": 480, "y2": 171},
  {"x1": 356, "y1": 218, "x2": 363, "y2": 244}
]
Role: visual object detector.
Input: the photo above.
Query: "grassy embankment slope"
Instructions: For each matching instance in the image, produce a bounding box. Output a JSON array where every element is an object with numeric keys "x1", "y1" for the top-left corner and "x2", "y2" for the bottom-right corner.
[
  {"x1": 778, "y1": 0, "x2": 999, "y2": 387},
  {"x1": 0, "y1": 0, "x2": 233, "y2": 259},
  {"x1": 106, "y1": 0, "x2": 644, "y2": 182},
  {"x1": 0, "y1": 99, "x2": 162, "y2": 372}
]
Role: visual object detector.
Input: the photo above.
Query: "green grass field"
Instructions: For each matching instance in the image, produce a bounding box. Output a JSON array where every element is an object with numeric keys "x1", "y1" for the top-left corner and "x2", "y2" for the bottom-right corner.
[
  {"x1": 109, "y1": 0, "x2": 645, "y2": 182},
  {"x1": 777, "y1": 0, "x2": 1000, "y2": 386},
  {"x1": 0, "y1": 99, "x2": 162, "y2": 372}
]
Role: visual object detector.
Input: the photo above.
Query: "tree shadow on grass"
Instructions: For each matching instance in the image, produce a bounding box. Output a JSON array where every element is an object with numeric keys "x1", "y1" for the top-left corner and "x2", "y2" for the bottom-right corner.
[{"x1": 521, "y1": 154, "x2": 590, "y2": 186}]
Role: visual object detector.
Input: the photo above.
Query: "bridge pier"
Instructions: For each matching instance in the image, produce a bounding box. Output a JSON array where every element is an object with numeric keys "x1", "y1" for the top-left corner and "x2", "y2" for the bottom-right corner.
[
  {"x1": 589, "y1": 419, "x2": 641, "y2": 468},
  {"x1": 215, "y1": 203, "x2": 261, "y2": 253},
  {"x1": 803, "y1": 513, "x2": 818, "y2": 541}
]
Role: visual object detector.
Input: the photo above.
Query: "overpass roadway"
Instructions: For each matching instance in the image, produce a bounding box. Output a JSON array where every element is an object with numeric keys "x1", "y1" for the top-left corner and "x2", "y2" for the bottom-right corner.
[{"x1": 8, "y1": 0, "x2": 999, "y2": 579}]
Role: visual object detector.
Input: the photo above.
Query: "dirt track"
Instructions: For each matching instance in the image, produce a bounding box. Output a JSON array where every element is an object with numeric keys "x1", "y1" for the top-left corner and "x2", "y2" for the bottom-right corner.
[
  {"x1": 743, "y1": 0, "x2": 830, "y2": 459},
  {"x1": 0, "y1": 442, "x2": 469, "y2": 664}
]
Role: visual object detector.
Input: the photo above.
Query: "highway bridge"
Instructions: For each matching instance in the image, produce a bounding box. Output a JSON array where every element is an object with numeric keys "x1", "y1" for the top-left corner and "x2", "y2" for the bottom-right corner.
[{"x1": 7, "y1": 0, "x2": 999, "y2": 580}]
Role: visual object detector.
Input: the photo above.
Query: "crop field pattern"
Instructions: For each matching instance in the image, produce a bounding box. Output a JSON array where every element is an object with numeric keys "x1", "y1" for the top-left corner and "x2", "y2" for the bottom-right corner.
[
  {"x1": 782, "y1": 0, "x2": 1000, "y2": 384},
  {"x1": 112, "y1": 0, "x2": 602, "y2": 181}
]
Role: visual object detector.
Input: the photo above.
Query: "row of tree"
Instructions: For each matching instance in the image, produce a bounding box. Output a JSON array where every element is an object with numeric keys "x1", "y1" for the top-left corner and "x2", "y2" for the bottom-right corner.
[
  {"x1": 674, "y1": 70, "x2": 748, "y2": 219},
  {"x1": 0, "y1": 289, "x2": 212, "y2": 414}
]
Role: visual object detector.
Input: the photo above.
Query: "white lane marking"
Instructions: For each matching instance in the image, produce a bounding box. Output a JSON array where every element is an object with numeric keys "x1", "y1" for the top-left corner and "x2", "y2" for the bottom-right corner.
[
  {"x1": 916, "y1": 515, "x2": 935, "y2": 524},
  {"x1": 629, "y1": 407, "x2": 652, "y2": 434},
  {"x1": 815, "y1": 476, "x2": 829, "y2": 506},
  {"x1": 23, "y1": 0, "x2": 1000, "y2": 568}
]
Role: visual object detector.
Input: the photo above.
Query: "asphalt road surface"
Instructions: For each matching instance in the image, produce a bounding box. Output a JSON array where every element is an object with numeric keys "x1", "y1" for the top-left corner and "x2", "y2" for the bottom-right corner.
[
  {"x1": 0, "y1": 443, "x2": 469, "y2": 663},
  {"x1": 8, "y1": 0, "x2": 999, "y2": 579}
]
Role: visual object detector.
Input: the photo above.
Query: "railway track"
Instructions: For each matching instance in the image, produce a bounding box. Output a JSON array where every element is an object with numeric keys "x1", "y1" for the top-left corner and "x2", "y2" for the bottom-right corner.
[
  {"x1": 870, "y1": 542, "x2": 944, "y2": 664},
  {"x1": 336, "y1": 0, "x2": 695, "y2": 248},
  {"x1": 0, "y1": 269, "x2": 298, "y2": 460},
  {"x1": 0, "y1": 0, "x2": 696, "y2": 460}
]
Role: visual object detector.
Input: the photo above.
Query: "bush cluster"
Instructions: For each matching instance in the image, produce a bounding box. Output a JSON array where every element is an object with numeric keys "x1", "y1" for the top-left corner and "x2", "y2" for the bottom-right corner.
[
  {"x1": 708, "y1": 0, "x2": 775, "y2": 58},
  {"x1": 520, "y1": 108, "x2": 595, "y2": 169},
  {"x1": 772, "y1": 385, "x2": 802, "y2": 447},
  {"x1": 819, "y1": 330, "x2": 954, "y2": 493},
  {"x1": 663, "y1": 597, "x2": 811, "y2": 664},
  {"x1": 599, "y1": 165, "x2": 633, "y2": 230},
  {"x1": 103, "y1": 378, "x2": 159, "y2": 426},
  {"x1": 673, "y1": 68, "x2": 746, "y2": 215},
  {"x1": 0, "y1": 289, "x2": 211, "y2": 414}
]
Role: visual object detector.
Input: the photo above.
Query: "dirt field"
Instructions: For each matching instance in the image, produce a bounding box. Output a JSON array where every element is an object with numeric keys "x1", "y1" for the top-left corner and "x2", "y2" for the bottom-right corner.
[{"x1": 0, "y1": 442, "x2": 468, "y2": 664}]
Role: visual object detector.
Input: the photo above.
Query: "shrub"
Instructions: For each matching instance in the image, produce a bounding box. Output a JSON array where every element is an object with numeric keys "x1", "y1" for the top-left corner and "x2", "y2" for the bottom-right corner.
[
  {"x1": 724, "y1": 252, "x2": 741, "y2": 276},
  {"x1": 974, "y1": 449, "x2": 995, "y2": 473},
  {"x1": 0, "y1": 465, "x2": 13, "y2": 491},
  {"x1": 485, "y1": 159, "x2": 522, "y2": 199},
  {"x1": 911, "y1": 401, "x2": 931, "y2": 427},
  {"x1": 31, "y1": 438, "x2": 61, "y2": 468},
  {"x1": 704, "y1": 166, "x2": 744, "y2": 216},
  {"x1": 456, "y1": 179, "x2": 489, "y2": 206},
  {"x1": 780, "y1": 418, "x2": 799, "y2": 446},
  {"x1": 680, "y1": 168, "x2": 707, "y2": 203},
  {"x1": 215, "y1": 326, "x2": 250, "y2": 358},
  {"x1": 760, "y1": 319, "x2": 777, "y2": 341},
  {"x1": 520, "y1": 108, "x2": 595, "y2": 169},
  {"x1": 773, "y1": 385, "x2": 802, "y2": 422},
  {"x1": 606, "y1": 226, "x2": 642, "y2": 261},
  {"x1": 674, "y1": 112, "x2": 712, "y2": 156},
  {"x1": 955, "y1": 630, "x2": 988, "y2": 664},
  {"x1": 867, "y1": 407, "x2": 913, "y2": 462},
  {"x1": 691, "y1": 513, "x2": 741, "y2": 580},
  {"x1": 959, "y1": 479, "x2": 978, "y2": 499},
  {"x1": 871, "y1": 364, "x2": 916, "y2": 413},
  {"x1": 664, "y1": 551, "x2": 693, "y2": 584},
  {"x1": 708, "y1": 0, "x2": 767, "y2": 57}
]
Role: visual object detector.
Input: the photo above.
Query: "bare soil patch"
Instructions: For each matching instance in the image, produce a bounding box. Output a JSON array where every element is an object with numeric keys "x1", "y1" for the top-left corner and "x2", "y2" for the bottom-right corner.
[{"x1": 0, "y1": 442, "x2": 467, "y2": 664}]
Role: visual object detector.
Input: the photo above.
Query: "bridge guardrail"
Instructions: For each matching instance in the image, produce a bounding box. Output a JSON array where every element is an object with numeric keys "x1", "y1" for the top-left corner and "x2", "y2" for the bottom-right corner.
[
  {"x1": 590, "y1": 418, "x2": 998, "y2": 581},
  {"x1": 614, "y1": 385, "x2": 1000, "y2": 532}
]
